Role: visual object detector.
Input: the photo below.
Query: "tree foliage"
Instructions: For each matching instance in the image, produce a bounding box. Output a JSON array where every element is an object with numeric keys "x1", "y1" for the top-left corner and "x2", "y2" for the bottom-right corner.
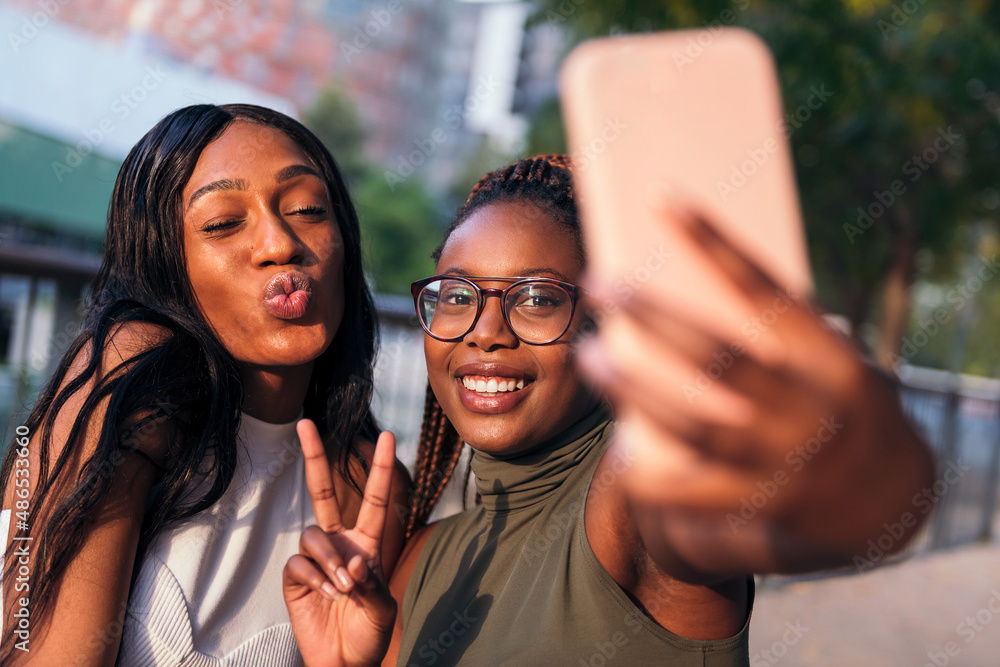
[
  {"x1": 305, "y1": 84, "x2": 441, "y2": 294},
  {"x1": 304, "y1": 84, "x2": 370, "y2": 187},
  {"x1": 530, "y1": 0, "x2": 1000, "y2": 365},
  {"x1": 352, "y1": 174, "x2": 439, "y2": 294}
]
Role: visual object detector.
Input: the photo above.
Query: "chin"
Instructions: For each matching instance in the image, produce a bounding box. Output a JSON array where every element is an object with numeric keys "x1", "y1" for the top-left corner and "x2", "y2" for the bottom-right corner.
[
  {"x1": 241, "y1": 338, "x2": 332, "y2": 369},
  {"x1": 452, "y1": 415, "x2": 533, "y2": 456}
]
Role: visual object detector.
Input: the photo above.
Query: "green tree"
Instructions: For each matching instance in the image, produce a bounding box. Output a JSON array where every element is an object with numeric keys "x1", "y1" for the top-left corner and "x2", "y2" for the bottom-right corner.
[
  {"x1": 524, "y1": 97, "x2": 567, "y2": 157},
  {"x1": 304, "y1": 84, "x2": 370, "y2": 187},
  {"x1": 305, "y1": 84, "x2": 442, "y2": 294},
  {"x1": 529, "y1": 0, "x2": 1000, "y2": 368},
  {"x1": 352, "y1": 173, "x2": 439, "y2": 294},
  {"x1": 443, "y1": 135, "x2": 522, "y2": 215}
]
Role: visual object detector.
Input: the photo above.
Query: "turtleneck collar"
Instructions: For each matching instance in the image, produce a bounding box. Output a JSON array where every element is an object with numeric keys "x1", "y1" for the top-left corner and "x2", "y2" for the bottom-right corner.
[{"x1": 472, "y1": 405, "x2": 613, "y2": 515}]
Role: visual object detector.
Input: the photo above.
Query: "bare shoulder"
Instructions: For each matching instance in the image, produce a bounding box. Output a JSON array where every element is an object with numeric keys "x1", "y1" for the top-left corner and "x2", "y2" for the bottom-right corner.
[
  {"x1": 390, "y1": 522, "x2": 434, "y2": 591},
  {"x1": 100, "y1": 320, "x2": 173, "y2": 373},
  {"x1": 29, "y1": 320, "x2": 174, "y2": 467},
  {"x1": 586, "y1": 448, "x2": 748, "y2": 641},
  {"x1": 89, "y1": 321, "x2": 179, "y2": 464},
  {"x1": 52, "y1": 320, "x2": 173, "y2": 403},
  {"x1": 0, "y1": 326, "x2": 172, "y2": 665}
]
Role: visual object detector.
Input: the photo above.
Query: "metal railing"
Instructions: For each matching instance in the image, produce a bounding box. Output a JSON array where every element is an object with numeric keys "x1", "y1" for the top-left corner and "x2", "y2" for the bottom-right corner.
[{"x1": 897, "y1": 365, "x2": 1000, "y2": 551}]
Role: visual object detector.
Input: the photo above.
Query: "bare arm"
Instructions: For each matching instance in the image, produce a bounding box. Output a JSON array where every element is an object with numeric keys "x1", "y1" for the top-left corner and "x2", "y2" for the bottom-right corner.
[
  {"x1": 2, "y1": 322, "x2": 173, "y2": 666},
  {"x1": 584, "y1": 451, "x2": 750, "y2": 641}
]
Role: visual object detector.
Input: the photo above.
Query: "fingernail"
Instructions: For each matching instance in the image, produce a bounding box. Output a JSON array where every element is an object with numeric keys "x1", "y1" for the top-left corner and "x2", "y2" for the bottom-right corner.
[
  {"x1": 336, "y1": 567, "x2": 353, "y2": 589},
  {"x1": 320, "y1": 582, "x2": 340, "y2": 600}
]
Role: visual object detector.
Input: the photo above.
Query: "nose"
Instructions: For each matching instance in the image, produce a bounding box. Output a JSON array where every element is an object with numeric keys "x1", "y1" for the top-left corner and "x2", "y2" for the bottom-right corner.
[
  {"x1": 464, "y1": 294, "x2": 518, "y2": 351},
  {"x1": 251, "y1": 211, "x2": 305, "y2": 267}
]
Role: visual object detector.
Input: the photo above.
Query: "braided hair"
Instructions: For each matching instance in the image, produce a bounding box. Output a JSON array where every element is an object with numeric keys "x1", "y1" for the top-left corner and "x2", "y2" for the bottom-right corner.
[{"x1": 405, "y1": 154, "x2": 583, "y2": 538}]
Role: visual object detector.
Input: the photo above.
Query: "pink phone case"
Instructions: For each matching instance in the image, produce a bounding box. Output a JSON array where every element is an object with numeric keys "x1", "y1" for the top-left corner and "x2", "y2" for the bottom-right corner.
[{"x1": 560, "y1": 28, "x2": 812, "y2": 344}]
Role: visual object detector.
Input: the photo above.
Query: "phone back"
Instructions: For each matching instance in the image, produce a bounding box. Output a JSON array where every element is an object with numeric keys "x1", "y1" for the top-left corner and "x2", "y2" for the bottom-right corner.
[{"x1": 561, "y1": 29, "x2": 812, "y2": 340}]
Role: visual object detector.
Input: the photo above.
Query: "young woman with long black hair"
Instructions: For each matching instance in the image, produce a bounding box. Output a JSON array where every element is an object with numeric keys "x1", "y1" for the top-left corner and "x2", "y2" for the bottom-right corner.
[
  {"x1": 0, "y1": 104, "x2": 408, "y2": 666},
  {"x1": 284, "y1": 155, "x2": 935, "y2": 666}
]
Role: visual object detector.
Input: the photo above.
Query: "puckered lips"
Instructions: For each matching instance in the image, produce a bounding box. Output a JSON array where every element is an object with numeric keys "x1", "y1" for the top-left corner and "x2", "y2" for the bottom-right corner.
[
  {"x1": 453, "y1": 362, "x2": 536, "y2": 414},
  {"x1": 262, "y1": 271, "x2": 313, "y2": 320}
]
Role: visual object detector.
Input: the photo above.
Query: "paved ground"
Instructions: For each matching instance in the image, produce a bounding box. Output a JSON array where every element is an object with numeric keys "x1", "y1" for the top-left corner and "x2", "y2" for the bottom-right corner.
[{"x1": 748, "y1": 541, "x2": 1000, "y2": 666}]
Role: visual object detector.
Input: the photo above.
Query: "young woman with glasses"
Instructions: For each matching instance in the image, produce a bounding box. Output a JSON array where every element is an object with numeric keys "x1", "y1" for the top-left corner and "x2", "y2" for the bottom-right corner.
[{"x1": 284, "y1": 154, "x2": 935, "y2": 666}]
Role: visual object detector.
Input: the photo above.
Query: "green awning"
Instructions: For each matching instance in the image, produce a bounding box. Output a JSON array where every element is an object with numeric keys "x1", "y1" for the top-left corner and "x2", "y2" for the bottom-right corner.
[{"x1": 0, "y1": 119, "x2": 120, "y2": 243}]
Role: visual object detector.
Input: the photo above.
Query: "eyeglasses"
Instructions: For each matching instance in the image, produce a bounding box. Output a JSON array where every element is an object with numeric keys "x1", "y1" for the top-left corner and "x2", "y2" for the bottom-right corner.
[{"x1": 411, "y1": 275, "x2": 581, "y2": 345}]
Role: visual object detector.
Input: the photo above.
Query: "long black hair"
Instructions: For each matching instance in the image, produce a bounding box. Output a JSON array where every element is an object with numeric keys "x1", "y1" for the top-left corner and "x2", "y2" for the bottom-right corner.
[{"x1": 0, "y1": 104, "x2": 380, "y2": 659}]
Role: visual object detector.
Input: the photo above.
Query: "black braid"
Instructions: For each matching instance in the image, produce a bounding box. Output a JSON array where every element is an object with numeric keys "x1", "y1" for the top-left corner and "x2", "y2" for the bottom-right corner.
[{"x1": 431, "y1": 154, "x2": 583, "y2": 264}]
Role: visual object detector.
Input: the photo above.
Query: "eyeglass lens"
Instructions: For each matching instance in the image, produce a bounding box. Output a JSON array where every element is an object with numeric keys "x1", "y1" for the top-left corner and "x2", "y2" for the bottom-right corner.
[{"x1": 416, "y1": 278, "x2": 574, "y2": 343}]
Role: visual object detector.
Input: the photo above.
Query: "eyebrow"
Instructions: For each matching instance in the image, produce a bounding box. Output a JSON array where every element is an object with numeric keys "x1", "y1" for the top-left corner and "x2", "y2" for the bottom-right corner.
[
  {"x1": 186, "y1": 178, "x2": 247, "y2": 212},
  {"x1": 440, "y1": 267, "x2": 573, "y2": 282},
  {"x1": 275, "y1": 164, "x2": 322, "y2": 183},
  {"x1": 185, "y1": 164, "x2": 323, "y2": 212}
]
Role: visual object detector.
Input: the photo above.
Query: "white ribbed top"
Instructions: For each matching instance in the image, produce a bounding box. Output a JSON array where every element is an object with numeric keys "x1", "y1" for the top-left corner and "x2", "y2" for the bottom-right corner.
[{"x1": 119, "y1": 412, "x2": 313, "y2": 666}]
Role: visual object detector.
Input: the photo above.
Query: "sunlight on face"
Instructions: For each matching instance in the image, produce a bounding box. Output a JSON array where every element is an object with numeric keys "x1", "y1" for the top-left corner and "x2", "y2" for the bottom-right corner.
[{"x1": 181, "y1": 122, "x2": 345, "y2": 371}]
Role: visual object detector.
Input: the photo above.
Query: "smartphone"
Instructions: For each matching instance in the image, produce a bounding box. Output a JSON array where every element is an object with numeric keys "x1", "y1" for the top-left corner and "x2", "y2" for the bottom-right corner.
[{"x1": 560, "y1": 28, "x2": 812, "y2": 343}]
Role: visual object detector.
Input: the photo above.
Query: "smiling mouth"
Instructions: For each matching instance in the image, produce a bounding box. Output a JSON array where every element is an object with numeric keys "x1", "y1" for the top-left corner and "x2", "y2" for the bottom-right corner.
[{"x1": 458, "y1": 375, "x2": 531, "y2": 397}]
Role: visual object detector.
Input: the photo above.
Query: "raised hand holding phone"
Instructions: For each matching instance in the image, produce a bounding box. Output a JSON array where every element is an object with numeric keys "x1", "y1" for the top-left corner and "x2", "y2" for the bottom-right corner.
[
  {"x1": 578, "y1": 209, "x2": 935, "y2": 571},
  {"x1": 562, "y1": 28, "x2": 935, "y2": 572},
  {"x1": 283, "y1": 420, "x2": 397, "y2": 667}
]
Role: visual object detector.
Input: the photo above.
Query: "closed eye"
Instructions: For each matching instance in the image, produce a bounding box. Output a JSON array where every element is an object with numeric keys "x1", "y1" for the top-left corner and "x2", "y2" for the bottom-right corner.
[
  {"x1": 201, "y1": 219, "x2": 243, "y2": 234},
  {"x1": 289, "y1": 206, "x2": 328, "y2": 217}
]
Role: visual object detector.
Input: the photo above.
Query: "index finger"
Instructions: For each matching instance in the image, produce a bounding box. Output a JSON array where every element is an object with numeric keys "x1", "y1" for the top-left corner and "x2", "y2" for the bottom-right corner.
[
  {"x1": 354, "y1": 430, "x2": 396, "y2": 552},
  {"x1": 298, "y1": 418, "x2": 344, "y2": 533}
]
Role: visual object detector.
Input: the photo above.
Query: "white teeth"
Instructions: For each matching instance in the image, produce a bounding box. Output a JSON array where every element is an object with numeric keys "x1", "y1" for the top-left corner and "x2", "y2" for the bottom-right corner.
[{"x1": 459, "y1": 376, "x2": 529, "y2": 394}]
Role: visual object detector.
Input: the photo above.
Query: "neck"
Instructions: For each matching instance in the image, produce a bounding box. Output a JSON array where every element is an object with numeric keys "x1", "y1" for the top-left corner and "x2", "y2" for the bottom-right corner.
[
  {"x1": 240, "y1": 362, "x2": 313, "y2": 423},
  {"x1": 472, "y1": 403, "x2": 613, "y2": 514}
]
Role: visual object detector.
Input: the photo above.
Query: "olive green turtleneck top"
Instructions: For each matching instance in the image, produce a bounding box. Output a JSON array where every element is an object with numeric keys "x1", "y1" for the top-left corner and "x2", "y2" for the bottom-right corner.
[{"x1": 399, "y1": 407, "x2": 752, "y2": 666}]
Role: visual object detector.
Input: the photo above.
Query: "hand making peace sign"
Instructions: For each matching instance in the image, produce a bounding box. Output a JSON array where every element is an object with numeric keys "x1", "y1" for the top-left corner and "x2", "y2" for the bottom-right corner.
[{"x1": 283, "y1": 420, "x2": 398, "y2": 667}]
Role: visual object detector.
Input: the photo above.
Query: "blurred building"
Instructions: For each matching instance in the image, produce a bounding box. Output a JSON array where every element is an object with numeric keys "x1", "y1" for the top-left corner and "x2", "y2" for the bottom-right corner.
[
  {"x1": 332, "y1": 0, "x2": 450, "y2": 163},
  {"x1": 0, "y1": 119, "x2": 111, "y2": 436},
  {"x1": 1, "y1": 0, "x2": 566, "y2": 189},
  {"x1": 3, "y1": 0, "x2": 337, "y2": 105}
]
